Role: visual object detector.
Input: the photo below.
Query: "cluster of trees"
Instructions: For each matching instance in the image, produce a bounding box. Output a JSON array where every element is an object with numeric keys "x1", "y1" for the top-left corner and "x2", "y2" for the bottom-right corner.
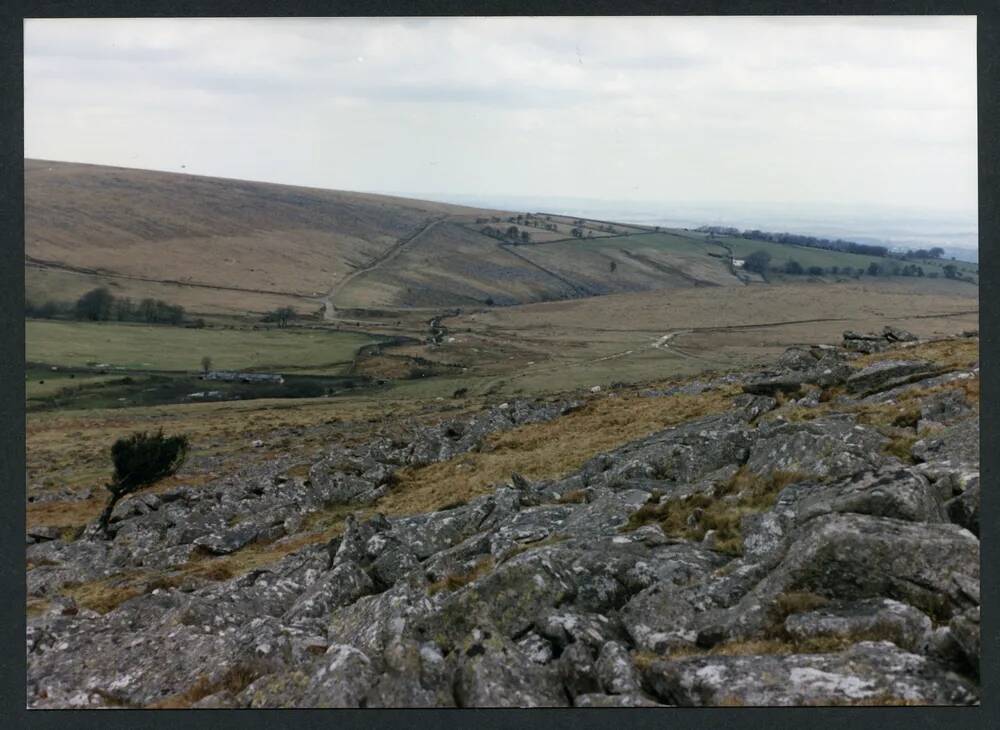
[
  {"x1": 904, "y1": 247, "x2": 945, "y2": 260},
  {"x1": 478, "y1": 213, "x2": 561, "y2": 235},
  {"x1": 480, "y1": 225, "x2": 532, "y2": 244},
  {"x1": 742, "y1": 250, "x2": 953, "y2": 280},
  {"x1": 35, "y1": 287, "x2": 190, "y2": 324},
  {"x1": 700, "y1": 228, "x2": 968, "y2": 272},
  {"x1": 27, "y1": 287, "x2": 200, "y2": 326},
  {"x1": 699, "y1": 226, "x2": 890, "y2": 258}
]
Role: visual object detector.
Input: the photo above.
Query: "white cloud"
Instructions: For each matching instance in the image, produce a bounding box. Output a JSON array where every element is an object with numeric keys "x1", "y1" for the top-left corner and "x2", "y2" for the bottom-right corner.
[{"x1": 24, "y1": 16, "x2": 976, "y2": 212}]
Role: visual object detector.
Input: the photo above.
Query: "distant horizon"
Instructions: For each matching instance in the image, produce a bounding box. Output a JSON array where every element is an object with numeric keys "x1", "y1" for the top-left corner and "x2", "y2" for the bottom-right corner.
[{"x1": 25, "y1": 155, "x2": 979, "y2": 259}]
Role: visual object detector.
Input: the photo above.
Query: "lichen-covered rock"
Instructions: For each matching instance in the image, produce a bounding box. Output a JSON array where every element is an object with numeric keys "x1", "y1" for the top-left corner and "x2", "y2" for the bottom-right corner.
[
  {"x1": 589, "y1": 412, "x2": 753, "y2": 486},
  {"x1": 776, "y1": 468, "x2": 946, "y2": 526},
  {"x1": 573, "y1": 691, "x2": 665, "y2": 707},
  {"x1": 619, "y1": 582, "x2": 702, "y2": 653},
  {"x1": 558, "y1": 641, "x2": 600, "y2": 698},
  {"x1": 596, "y1": 641, "x2": 642, "y2": 694},
  {"x1": 945, "y1": 477, "x2": 979, "y2": 536},
  {"x1": 642, "y1": 641, "x2": 978, "y2": 706},
  {"x1": 298, "y1": 644, "x2": 377, "y2": 707},
  {"x1": 912, "y1": 417, "x2": 979, "y2": 468},
  {"x1": 920, "y1": 388, "x2": 972, "y2": 427},
  {"x1": 283, "y1": 560, "x2": 374, "y2": 622},
  {"x1": 747, "y1": 513, "x2": 979, "y2": 623},
  {"x1": 948, "y1": 607, "x2": 980, "y2": 676},
  {"x1": 25, "y1": 332, "x2": 980, "y2": 708},
  {"x1": 453, "y1": 634, "x2": 567, "y2": 707},
  {"x1": 846, "y1": 359, "x2": 935, "y2": 395},
  {"x1": 745, "y1": 416, "x2": 887, "y2": 480},
  {"x1": 783, "y1": 598, "x2": 932, "y2": 652}
]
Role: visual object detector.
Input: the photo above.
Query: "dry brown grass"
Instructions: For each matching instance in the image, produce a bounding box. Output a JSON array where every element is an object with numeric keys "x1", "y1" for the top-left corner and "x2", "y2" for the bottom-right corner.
[
  {"x1": 26, "y1": 598, "x2": 50, "y2": 618},
  {"x1": 854, "y1": 337, "x2": 979, "y2": 371},
  {"x1": 808, "y1": 694, "x2": 930, "y2": 707},
  {"x1": 376, "y1": 388, "x2": 737, "y2": 518},
  {"x1": 881, "y1": 431, "x2": 921, "y2": 463},
  {"x1": 427, "y1": 557, "x2": 494, "y2": 595},
  {"x1": 25, "y1": 394, "x2": 450, "y2": 536},
  {"x1": 634, "y1": 635, "x2": 857, "y2": 669},
  {"x1": 501, "y1": 534, "x2": 568, "y2": 561},
  {"x1": 60, "y1": 574, "x2": 148, "y2": 615},
  {"x1": 623, "y1": 467, "x2": 809, "y2": 555},
  {"x1": 768, "y1": 591, "x2": 831, "y2": 626},
  {"x1": 58, "y1": 527, "x2": 338, "y2": 615},
  {"x1": 554, "y1": 489, "x2": 589, "y2": 504},
  {"x1": 146, "y1": 660, "x2": 270, "y2": 708}
]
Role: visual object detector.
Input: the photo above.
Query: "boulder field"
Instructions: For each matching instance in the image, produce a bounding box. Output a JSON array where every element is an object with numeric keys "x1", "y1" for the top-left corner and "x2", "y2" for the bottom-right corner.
[{"x1": 26, "y1": 328, "x2": 980, "y2": 708}]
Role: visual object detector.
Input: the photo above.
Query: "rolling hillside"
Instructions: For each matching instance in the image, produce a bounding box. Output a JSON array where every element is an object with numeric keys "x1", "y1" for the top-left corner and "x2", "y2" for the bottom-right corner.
[
  {"x1": 24, "y1": 161, "x2": 747, "y2": 315},
  {"x1": 24, "y1": 160, "x2": 974, "y2": 316}
]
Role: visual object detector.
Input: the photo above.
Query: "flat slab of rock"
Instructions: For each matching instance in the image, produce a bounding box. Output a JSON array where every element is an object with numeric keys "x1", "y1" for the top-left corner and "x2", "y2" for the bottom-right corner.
[
  {"x1": 913, "y1": 418, "x2": 979, "y2": 468},
  {"x1": 784, "y1": 598, "x2": 932, "y2": 652},
  {"x1": 846, "y1": 360, "x2": 935, "y2": 395},
  {"x1": 642, "y1": 641, "x2": 978, "y2": 706},
  {"x1": 750, "y1": 513, "x2": 979, "y2": 622},
  {"x1": 744, "y1": 417, "x2": 887, "y2": 480},
  {"x1": 192, "y1": 524, "x2": 259, "y2": 555}
]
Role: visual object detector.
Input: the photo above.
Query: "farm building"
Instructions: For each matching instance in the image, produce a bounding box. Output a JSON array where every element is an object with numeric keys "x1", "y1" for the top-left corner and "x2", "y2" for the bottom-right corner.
[{"x1": 203, "y1": 371, "x2": 284, "y2": 384}]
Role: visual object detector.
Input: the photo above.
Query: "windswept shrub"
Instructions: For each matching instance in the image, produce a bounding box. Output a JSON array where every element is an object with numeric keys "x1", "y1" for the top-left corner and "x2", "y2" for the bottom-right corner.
[{"x1": 97, "y1": 430, "x2": 188, "y2": 536}]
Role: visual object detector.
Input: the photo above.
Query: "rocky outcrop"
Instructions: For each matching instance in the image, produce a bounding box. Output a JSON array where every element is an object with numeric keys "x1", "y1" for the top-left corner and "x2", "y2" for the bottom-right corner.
[
  {"x1": 641, "y1": 641, "x2": 977, "y2": 706},
  {"x1": 26, "y1": 333, "x2": 980, "y2": 708}
]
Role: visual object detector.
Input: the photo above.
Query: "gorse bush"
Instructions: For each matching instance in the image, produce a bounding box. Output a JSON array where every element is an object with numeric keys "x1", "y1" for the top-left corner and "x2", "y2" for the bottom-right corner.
[{"x1": 98, "y1": 430, "x2": 189, "y2": 536}]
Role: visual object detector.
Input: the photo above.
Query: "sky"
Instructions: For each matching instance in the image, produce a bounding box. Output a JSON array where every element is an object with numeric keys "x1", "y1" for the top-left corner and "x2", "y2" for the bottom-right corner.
[{"x1": 24, "y1": 16, "x2": 977, "y2": 217}]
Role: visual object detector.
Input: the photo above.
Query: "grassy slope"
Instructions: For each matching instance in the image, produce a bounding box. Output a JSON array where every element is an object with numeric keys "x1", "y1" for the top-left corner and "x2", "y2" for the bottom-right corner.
[
  {"x1": 713, "y1": 234, "x2": 978, "y2": 279},
  {"x1": 25, "y1": 159, "x2": 502, "y2": 314}
]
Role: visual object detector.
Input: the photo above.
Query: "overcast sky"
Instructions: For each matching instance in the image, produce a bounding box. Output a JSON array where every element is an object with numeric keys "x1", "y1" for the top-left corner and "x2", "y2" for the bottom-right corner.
[{"x1": 24, "y1": 16, "x2": 977, "y2": 213}]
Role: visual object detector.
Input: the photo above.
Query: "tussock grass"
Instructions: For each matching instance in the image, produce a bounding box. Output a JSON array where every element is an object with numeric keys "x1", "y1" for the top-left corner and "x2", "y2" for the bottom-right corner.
[
  {"x1": 881, "y1": 431, "x2": 921, "y2": 463},
  {"x1": 768, "y1": 591, "x2": 831, "y2": 626},
  {"x1": 26, "y1": 598, "x2": 50, "y2": 618},
  {"x1": 622, "y1": 467, "x2": 809, "y2": 555},
  {"x1": 550, "y1": 489, "x2": 588, "y2": 505},
  {"x1": 147, "y1": 660, "x2": 270, "y2": 709},
  {"x1": 634, "y1": 635, "x2": 859, "y2": 671},
  {"x1": 427, "y1": 557, "x2": 494, "y2": 595}
]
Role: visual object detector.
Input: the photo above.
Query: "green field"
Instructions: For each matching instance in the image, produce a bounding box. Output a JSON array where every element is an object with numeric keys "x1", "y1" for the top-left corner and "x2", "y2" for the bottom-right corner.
[
  {"x1": 556, "y1": 230, "x2": 720, "y2": 257},
  {"x1": 712, "y1": 235, "x2": 978, "y2": 279},
  {"x1": 26, "y1": 320, "x2": 384, "y2": 374}
]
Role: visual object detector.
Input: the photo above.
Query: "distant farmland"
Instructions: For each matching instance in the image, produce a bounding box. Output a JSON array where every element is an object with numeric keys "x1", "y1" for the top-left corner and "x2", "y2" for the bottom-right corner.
[{"x1": 26, "y1": 320, "x2": 384, "y2": 374}]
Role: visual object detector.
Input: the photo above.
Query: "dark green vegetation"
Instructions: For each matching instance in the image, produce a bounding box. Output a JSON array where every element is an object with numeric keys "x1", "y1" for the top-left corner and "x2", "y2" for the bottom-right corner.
[
  {"x1": 623, "y1": 468, "x2": 809, "y2": 555},
  {"x1": 98, "y1": 430, "x2": 188, "y2": 535}
]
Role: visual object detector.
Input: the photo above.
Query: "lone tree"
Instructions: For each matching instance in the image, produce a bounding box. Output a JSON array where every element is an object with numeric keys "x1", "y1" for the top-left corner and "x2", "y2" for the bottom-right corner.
[
  {"x1": 200, "y1": 355, "x2": 212, "y2": 375},
  {"x1": 269, "y1": 306, "x2": 296, "y2": 328},
  {"x1": 97, "y1": 430, "x2": 188, "y2": 537},
  {"x1": 609, "y1": 260, "x2": 617, "y2": 273},
  {"x1": 743, "y1": 250, "x2": 772, "y2": 275}
]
